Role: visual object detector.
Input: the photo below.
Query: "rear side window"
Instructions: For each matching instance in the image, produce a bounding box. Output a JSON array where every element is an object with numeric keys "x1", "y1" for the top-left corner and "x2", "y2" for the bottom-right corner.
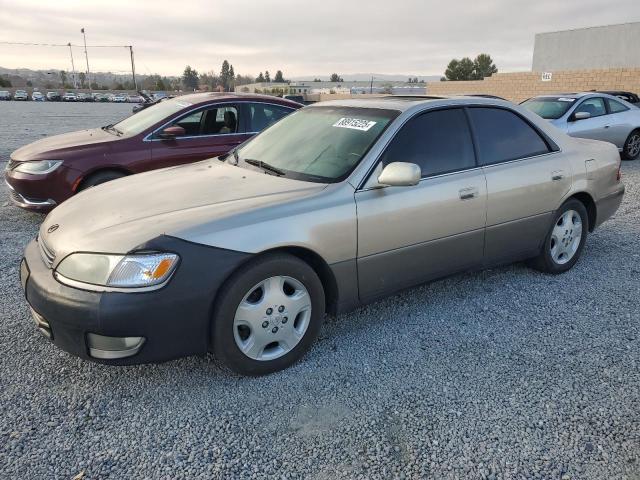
[
  {"x1": 607, "y1": 98, "x2": 629, "y2": 114},
  {"x1": 248, "y1": 103, "x2": 293, "y2": 132},
  {"x1": 467, "y1": 108, "x2": 550, "y2": 165},
  {"x1": 381, "y1": 108, "x2": 476, "y2": 177},
  {"x1": 574, "y1": 97, "x2": 606, "y2": 117}
]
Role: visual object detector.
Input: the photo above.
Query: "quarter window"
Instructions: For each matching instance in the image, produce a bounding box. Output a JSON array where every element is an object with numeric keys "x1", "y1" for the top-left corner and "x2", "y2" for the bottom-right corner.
[
  {"x1": 574, "y1": 97, "x2": 606, "y2": 118},
  {"x1": 381, "y1": 108, "x2": 476, "y2": 177},
  {"x1": 607, "y1": 98, "x2": 629, "y2": 114},
  {"x1": 467, "y1": 108, "x2": 550, "y2": 165},
  {"x1": 248, "y1": 104, "x2": 293, "y2": 132}
]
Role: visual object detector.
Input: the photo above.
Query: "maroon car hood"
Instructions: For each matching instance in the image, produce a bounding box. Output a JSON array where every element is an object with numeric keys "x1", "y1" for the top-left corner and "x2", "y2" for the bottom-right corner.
[{"x1": 11, "y1": 128, "x2": 120, "y2": 161}]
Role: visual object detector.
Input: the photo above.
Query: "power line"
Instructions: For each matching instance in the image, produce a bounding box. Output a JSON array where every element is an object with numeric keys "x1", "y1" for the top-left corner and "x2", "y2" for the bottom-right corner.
[{"x1": 0, "y1": 41, "x2": 131, "y2": 48}]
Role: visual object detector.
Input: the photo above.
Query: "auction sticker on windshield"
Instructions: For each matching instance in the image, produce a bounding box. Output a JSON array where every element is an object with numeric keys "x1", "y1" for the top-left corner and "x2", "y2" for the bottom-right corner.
[{"x1": 333, "y1": 117, "x2": 377, "y2": 131}]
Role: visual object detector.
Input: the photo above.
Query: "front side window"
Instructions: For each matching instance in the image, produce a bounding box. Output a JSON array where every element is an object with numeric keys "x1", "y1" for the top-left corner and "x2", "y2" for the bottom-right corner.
[
  {"x1": 235, "y1": 106, "x2": 398, "y2": 183},
  {"x1": 248, "y1": 103, "x2": 293, "y2": 132},
  {"x1": 169, "y1": 105, "x2": 239, "y2": 137},
  {"x1": 468, "y1": 108, "x2": 550, "y2": 165},
  {"x1": 574, "y1": 98, "x2": 606, "y2": 118},
  {"x1": 607, "y1": 98, "x2": 629, "y2": 114},
  {"x1": 381, "y1": 108, "x2": 476, "y2": 177}
]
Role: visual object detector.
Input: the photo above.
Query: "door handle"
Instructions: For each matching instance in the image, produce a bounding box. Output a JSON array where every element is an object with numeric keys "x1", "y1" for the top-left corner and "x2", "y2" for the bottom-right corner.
[
  {"x1": 551, "y1": 170, "x2": 565, "y2": 181},
  {"x1": 459, "y1": 187, "x2": 478, "y2": 200},
  {"x1": 604, "y1": 125, "x2": 610, "y2": 129}
]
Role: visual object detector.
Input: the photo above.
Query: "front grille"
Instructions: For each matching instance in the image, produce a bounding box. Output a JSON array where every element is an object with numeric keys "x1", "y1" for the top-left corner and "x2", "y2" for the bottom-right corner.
[{"x1": 38, "y1": 237, "x2": 55, "y2": 269}]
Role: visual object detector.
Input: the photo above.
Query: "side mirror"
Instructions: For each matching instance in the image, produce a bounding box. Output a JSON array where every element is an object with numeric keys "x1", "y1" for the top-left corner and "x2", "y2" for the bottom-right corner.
[
  {"x1": 572, "y1": 111, "x2": 591, "y2": 121},
  {"x1": 377, "y1": 162, "x2": 421, "y2": 187},
  {"x1": 158, "y1": 125, "x2": 185, "y2": 139}
]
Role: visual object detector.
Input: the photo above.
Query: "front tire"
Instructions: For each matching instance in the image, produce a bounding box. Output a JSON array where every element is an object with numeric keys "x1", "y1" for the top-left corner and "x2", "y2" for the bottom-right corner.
[
  {"x1": 622, "y1": 129, "x2": 640, "y2": 160},
  {"x1": 528, "y1": 199, "x2": 588, "y2": 274},
  {"x1": 77, "y1": 170, "x2": 126, "y2": 191},
  {"x1": 211, "y1": 253, "x2": 325, "y2": 376}
]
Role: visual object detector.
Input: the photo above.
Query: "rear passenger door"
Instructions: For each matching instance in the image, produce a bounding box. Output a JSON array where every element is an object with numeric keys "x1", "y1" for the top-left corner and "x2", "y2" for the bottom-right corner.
[
  {"x1": 467, "y1": 107, "x2": 571, "y2": 264},
  {"x1": 355, "y1": 108, "x2": 487, "y2": 300},
  {"x1": 150, "y1": 103, "x2": 247, "y2": 169},
  {"x1": 603, "y1": 98, "x2": 634, "y2": 149},
  {"x1": 243, "y1": 102, "x2": 296, "y2": 134}
]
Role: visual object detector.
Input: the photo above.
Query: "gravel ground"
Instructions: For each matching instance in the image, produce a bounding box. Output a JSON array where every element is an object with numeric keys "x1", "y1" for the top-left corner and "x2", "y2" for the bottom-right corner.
[{"x1": 1, "y1": 103, "x2": 639, "y2": 479}]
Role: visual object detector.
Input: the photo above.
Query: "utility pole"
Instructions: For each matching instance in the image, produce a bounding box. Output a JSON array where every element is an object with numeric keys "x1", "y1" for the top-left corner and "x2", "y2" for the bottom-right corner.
[
  {"x1": 81, "y1": 28, "x2": 92, "y2": 92},
  {"x1": 129, "y1": 45, "x2": 138, "y2": 92},
  {"x1": 370, "y1": 76, "x2": 374, "y2": 94},
  {"x1": 67, "y1": 43, "x2": 78, "y2": 89}
]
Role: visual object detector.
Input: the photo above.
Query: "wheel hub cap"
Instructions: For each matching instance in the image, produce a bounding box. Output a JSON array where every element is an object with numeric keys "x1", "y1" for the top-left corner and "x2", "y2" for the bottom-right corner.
[
  {"x1": 628, "y1": 134, "x2": 640, "y2": 157},
  {"x1": 233, "y1": 276, "x2": 312, "y2": 361},
  {"x1": 550, "y1": 209, "x2": 582, "y2": 265}
]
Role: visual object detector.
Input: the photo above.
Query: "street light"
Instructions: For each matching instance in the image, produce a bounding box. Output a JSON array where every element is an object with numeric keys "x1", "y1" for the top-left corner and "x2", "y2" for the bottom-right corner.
[{"x1": 81, "y1": 28, "x2": 91, "y2": 92}]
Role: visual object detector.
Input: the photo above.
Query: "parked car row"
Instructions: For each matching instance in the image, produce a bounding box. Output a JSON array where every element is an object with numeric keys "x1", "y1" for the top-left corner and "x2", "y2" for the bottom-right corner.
[
  {"x1": 0, "y1": 91, "x2": 146, "y2": 102},
  {"x1": 6, "y1": 91, "x2": 628, "y2": 376}
]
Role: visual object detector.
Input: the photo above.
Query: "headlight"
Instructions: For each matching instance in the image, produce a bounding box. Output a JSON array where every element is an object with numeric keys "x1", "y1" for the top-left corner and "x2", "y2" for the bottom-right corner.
[
  {"x1": 55, "y1": 252, "x2": 179, "y2": 291},
  {"x1": 13, "y1": 160, "x2": 63, "y2": 175}
]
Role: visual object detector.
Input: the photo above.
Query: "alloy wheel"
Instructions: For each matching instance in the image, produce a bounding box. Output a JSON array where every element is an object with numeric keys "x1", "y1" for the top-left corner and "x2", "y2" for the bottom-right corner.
[{"x1": 627, "y1": 133, "x2": 640, "y2": 158}]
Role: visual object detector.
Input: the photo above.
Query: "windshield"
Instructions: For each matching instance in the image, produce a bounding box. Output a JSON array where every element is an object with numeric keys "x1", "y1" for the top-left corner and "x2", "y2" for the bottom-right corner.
[
  {"x1": 234, "y1": 106, "x2": 399, "y2": 183},
  {"x1": 112, "y1": 98, "x2": 190, "y2": 136},
  {"x1": 521, "y1": 97, "x2": 576, "y2": 119}
]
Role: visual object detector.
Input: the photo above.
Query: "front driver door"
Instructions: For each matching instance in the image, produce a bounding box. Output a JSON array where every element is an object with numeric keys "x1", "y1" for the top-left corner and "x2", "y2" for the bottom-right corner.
[
  {"x1": 567, "y1": 97, "x2": 610, "y2": 143},
  {"x1": 150, "y1": 103, "x2": 248, "y2": 169},
  {"x1": 355, "y1": 108, "x2": 487, "y2": 301}
]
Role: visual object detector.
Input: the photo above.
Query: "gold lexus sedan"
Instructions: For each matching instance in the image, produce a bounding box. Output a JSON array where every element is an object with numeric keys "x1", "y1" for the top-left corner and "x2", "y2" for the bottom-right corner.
[{"x1": 20, "y1": 96, "x2": 625, "y2": 375}]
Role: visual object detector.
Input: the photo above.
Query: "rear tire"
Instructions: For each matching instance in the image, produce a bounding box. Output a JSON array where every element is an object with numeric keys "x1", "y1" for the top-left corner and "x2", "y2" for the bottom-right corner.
[
  {"x1": 528, "y1": 199, "x2": 589, "y2": 274},
  {"x1": 78, "y1": 170, "x2": 126, "y2": 191},
  {"x1": 622, "y1": 129, "x2": 640, "y2": 160},
  {"x1": 211, "y1": 253, "x2": 325, "y2": 376}
]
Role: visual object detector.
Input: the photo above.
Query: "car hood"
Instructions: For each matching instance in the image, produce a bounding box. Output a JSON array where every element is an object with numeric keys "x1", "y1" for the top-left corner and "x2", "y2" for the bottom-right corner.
[
  {"x1": 39, "y1": 160, "x2": 326, "y2": 265},
  {"x1": 11, "y1": 128, "x2": 119, "y2": 161}
]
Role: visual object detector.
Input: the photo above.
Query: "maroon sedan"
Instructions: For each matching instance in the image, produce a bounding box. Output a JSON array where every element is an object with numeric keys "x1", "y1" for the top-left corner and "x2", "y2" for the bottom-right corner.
[{"x1": 5, "y1": 93, "x2": 301, "y2": 211}]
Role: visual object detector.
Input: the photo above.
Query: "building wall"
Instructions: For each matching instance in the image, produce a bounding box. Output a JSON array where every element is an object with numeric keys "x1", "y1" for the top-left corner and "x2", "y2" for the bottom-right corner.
[
  {"x1": 532, "y1": 22, "x2": 640, "y2": 71},
  {"x1": 426, "y1": 68, "x2": 640, "y2": 103}
]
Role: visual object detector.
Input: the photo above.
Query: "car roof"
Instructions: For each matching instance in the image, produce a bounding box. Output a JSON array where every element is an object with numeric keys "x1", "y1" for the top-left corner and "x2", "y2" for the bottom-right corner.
[
  {"x1": 530, "y1": 92, "x2": 625, "y2": 101},
  {"x1": 175, "y1": 92, "x2": 302, "y2": 108},
  {"x1": 307, "y1": 95, "x2": 514, "y2": 112}
]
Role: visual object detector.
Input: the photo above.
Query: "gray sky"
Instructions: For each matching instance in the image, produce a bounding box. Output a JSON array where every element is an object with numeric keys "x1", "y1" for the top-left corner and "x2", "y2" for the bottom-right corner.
[{"x1": 0, "y1": 0, "x2": 638, "y2": 78}]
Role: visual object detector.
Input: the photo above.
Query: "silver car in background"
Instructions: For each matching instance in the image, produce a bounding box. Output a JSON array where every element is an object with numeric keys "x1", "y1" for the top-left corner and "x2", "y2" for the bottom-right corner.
[
  {"x1": 20, "y1": 96, "x2": 625, "y2": 375},
  {"x1": 522, "y1": 92, "x2": 640, "y2": 160}
]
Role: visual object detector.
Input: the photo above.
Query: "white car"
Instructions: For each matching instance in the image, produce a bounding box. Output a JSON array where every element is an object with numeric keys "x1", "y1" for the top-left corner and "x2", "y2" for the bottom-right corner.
[
  {"x1": 112, "y1": 94, "x2": 128, "y2": 103},
  {"x1": 62, "y1": 92, "x2": 78, "y2": 102},
  {"x1": 32, "y1": 91, "x2": 45, "y2": 101},
  {"x1": 13, "y1": 90, "x2": 29, "y2": 101}
]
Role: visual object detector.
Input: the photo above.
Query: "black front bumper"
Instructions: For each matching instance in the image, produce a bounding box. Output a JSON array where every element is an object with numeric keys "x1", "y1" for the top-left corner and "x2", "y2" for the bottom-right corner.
[{"x1": 21, "y1": 236, "x2": 251, "y2": 365}]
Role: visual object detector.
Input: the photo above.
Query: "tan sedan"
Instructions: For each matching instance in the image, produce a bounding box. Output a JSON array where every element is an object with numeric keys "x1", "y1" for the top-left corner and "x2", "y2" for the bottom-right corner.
[{"x1": 21, "y1": 96, "x2": 625, "y2": 375}]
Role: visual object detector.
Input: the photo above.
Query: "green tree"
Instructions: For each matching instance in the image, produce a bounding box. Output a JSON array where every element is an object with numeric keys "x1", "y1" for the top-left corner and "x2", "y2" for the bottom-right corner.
[
  {"x1": 473, "y1": 53, "x2": 498, "y2": 80},
  {"x1": 444, "y1": 58, "x2": 475, "y2": 81},
  {"x1": 274, "y1": 70, "x2": 285, "y2": 83},
  {"x1": 256, "y1": 72, "x2": 265, "y2": 83},
  {"x1": 60, "y1": 70, "x2": 67, "y2": 85},
  {"x1": 79, "y1": 72, "x2": 86, "y2": 88},
  {"x1": 264, "y1": 70, "x2": 271, "y2": 82},
  {"x1": 182, "y1": 65, "x2": 199, "y2": 90},
  {"x1": 220, "y1": 60, "x2": 231, "y2": 91},
  {"x1": 329, "y1": 73, "x2": 343, "y2": 82},
  {"x1": 26, "y1": 80, "x2": 33, "y2": 87}
]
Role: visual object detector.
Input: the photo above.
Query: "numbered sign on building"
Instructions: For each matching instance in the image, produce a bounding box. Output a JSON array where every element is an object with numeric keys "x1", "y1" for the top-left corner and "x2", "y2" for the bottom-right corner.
[{"x1": 541, "y1": 72, "x2": 553, "y2": 82}]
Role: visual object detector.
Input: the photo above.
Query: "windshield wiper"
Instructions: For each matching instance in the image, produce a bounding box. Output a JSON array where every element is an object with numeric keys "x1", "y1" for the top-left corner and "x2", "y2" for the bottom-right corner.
[{"x1": 244, "y1": 158, "x2": 285, "y2": 177}]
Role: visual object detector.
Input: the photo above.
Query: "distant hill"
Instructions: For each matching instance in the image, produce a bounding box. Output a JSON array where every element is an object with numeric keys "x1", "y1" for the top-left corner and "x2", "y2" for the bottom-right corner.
[{"x1": 289, "y1": 73, "x2": 442, "y2": 82}]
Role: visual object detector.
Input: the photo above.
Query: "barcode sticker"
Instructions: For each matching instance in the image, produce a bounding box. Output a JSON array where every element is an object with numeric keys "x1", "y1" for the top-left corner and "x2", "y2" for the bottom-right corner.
[{"x1": 332, "y1": 117, "x2": 377, "y2": 131}]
